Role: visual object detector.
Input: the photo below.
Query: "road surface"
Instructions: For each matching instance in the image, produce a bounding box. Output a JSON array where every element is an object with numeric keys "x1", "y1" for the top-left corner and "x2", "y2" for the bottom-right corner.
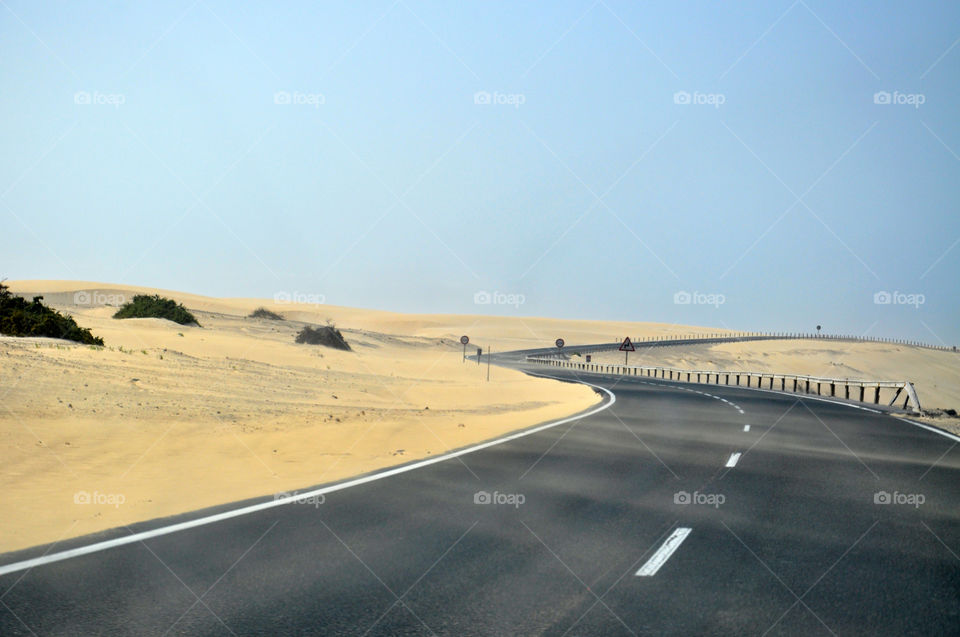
[{"x1": 2, "y1": 368, "x2": 958, "y2": 635}]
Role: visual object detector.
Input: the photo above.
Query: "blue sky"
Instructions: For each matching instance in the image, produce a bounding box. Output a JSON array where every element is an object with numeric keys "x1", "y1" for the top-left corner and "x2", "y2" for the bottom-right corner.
[{"x1": 2, "y1": 1, "x2": 958, "y2": 344}]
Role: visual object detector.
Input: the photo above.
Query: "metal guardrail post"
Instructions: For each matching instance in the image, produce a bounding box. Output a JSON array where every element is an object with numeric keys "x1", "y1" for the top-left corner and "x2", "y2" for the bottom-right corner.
[{"x1": 904, "y1": 382, "x2": 922, "y2": 412}]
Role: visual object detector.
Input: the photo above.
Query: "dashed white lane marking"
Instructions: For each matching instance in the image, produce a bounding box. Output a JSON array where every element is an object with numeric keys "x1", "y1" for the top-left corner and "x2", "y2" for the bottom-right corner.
[
  {"x1": 725, "y1": 452, "x2": 742, "y2": 468},
  {"x1": 743, "y1": 425, "x2": 751, "y2": 432},
  {"x1": 671, "y1": 385, "x2": 745, "y2": 415},
  {"x1": 636, "y1": 527, "x2": 693, "y2": 577}
]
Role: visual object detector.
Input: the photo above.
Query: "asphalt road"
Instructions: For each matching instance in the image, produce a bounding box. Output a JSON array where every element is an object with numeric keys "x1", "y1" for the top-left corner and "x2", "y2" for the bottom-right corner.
[{"x1": 2, "y1": 368, "x2": 958, "y2": 636}]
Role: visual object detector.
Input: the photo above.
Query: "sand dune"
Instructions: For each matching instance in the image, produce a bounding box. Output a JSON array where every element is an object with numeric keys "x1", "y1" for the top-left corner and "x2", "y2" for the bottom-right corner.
[
  {"x1": 6, "y1": 280, "x2": 727, "y2": 351},
  {"x1": 6, "y1": 280, "x2": 686, "y2": 551},
  {"x1": 1, "y1": 280, "x2": 725, "y2": 552},
  {"x1": 4, "y1": 280, "x2": 957, "y2": 553}
]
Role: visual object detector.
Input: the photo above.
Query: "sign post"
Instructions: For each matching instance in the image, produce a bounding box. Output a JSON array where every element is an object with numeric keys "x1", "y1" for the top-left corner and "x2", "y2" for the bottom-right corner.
[
  {"x1": 460, "y1": 335, "x2": 469, "y2": 362},
  {"x1": 476, "y1": 347, "x2": 482, "y2": 365},
  {"x1": 619, "y1": 336, "x2": 635, "y2": 365}
]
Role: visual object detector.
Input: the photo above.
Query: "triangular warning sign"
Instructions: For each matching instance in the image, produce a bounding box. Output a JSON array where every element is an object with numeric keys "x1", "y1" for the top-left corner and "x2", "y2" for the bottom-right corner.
[{"x1": 619, "y1": 336, "x2": 635, "y2": 352}]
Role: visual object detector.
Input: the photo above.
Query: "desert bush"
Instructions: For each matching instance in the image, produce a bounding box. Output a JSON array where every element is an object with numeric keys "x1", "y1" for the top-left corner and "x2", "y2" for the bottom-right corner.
[
  {"x1": 0, "y1": 282, "x2": 104, "y2": 345},
  {"x1": 295, "y1": 325, "x2": 351, "y2": 350},
  {"x1": 248, "y1": 307, "x2": 284, "y2": 320},
  {"x1": 113, "y1": 295, "x2": 200, "y2": 326}
]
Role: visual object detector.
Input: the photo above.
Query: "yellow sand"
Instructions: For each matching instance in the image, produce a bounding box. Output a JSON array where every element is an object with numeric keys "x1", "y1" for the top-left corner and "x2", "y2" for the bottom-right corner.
[
  {"x1": 7, "y1": 281, "x2": 955, "y2": 553},
  {"x1": 2, "y1": 280, "x2": 717, "y2": 553}
]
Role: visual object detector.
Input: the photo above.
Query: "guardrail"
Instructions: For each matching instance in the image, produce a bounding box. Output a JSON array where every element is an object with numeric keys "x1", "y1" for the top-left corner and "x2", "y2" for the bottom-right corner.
[{"x1": 527, "y1": 357, "x2": 922, "y2": 414}]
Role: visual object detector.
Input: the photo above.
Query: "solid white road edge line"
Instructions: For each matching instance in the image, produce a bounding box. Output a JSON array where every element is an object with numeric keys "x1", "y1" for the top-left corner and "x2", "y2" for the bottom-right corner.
[
  {"x1": 0, "y1": 374, "x2": 616, "y2": 577},
  {"x1": 636, "y1": 527, "x2": 692, "y2": 577},
  {"x1": 898, "y1": 417, "x2": 960, "y2": 444},
  {"x1": 725, "y1": 452, "x2": 742, "y2": 467}
]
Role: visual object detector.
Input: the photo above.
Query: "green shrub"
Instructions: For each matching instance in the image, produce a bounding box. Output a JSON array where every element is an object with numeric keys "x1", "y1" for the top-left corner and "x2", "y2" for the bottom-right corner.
[
  {"x1": 295, "y1": 325, "x2": 351, "y2": 350},
  {"x1": 248, "y1": 307, "x2": 284, "y2": 320},
  {"x1": 113, "y1": 295, "x2": 200, "y2": 326},
  {"x1": 0, "y1": 282, "x2": 104, "y2": 345}
]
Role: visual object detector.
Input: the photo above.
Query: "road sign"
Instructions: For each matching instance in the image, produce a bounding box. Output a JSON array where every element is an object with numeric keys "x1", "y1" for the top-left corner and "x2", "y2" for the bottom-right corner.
[
  {"x1": 460, "y1": 335, "x2": 469, "y2": 345},
  {"x1": 555, "y1": 338, "x2": 565, "y2": 348},
  {"x1": 619, "y1": 336, "x2": 635, "y2": 365}
]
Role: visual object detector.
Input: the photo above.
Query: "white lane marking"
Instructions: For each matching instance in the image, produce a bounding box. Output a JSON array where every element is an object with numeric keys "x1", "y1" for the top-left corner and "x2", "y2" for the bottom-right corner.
[
  {"x1": 743, "y1": 425, "x2": 751, "y2": 432},
  {"x1": 636, "y1": 527, "x2": 692, "y2": 577},
  {"x1": 725, "y1": 452, "x2": 742, "y2": 467},
  {"x1": 657, "y1": 382, "x2": 744, "y2": 414},
  {"x1": 899, "y1": 418, "x2": 960, "y2": 444},
  {"x1": 0, "y1": 374, "x2": 616, "y2": 577}
]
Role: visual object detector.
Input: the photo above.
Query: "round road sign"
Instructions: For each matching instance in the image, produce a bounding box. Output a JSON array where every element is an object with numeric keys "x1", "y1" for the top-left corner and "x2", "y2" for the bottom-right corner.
[
  {"x1": 460, "y1": 335, "x2": 469, "y2": 345},
  {"x1": 555, "y1": 338, "x2": 565, "y2": 348}
]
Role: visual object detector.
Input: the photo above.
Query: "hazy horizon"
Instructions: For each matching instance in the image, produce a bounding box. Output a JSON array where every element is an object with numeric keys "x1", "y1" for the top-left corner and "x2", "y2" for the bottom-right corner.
[{"x1": 3, "y1": 1, "x2": 958, "y2": 344}]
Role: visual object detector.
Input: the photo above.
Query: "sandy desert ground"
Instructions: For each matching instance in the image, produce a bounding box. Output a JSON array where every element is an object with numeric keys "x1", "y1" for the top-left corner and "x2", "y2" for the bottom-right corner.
[
  {"x1": 3, "y1": 280, "x2": 957, "y2": 553},
  {"x1": 1, "y1": 280, "x2": 724, "y2": 553}
]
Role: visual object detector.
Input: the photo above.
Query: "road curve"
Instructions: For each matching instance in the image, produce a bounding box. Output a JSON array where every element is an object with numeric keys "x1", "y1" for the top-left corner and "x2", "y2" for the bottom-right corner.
[{"x1": 1, "y1": 369, "x2": 958, "y2": 635}]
